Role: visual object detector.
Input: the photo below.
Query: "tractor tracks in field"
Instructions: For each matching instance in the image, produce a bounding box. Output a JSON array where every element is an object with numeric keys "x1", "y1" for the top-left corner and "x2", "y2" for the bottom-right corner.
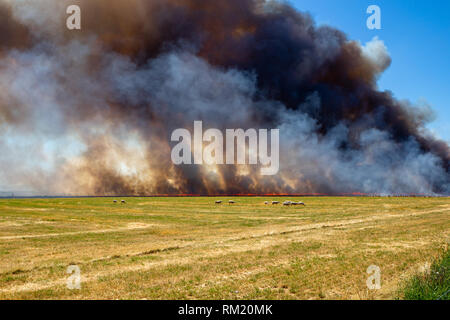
[{"x1": 0, "y1": 222, "x2": 154, "y2": 240}]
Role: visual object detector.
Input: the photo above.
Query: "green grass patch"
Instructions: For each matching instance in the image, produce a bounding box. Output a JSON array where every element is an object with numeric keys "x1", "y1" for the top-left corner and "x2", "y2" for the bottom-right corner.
[{"x1": 399, "y1": 249, "x2": 449, "y2": 300}]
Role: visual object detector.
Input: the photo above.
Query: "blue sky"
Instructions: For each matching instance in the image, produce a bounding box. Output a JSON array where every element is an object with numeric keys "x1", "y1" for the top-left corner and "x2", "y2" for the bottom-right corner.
[{"x1": 289, "y1": 0, "x2": 450, "y2": 141}]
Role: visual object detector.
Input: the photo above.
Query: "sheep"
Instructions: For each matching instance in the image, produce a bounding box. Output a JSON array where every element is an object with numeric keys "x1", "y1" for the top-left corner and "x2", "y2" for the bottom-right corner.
[
  {"x1": 113, "y1": 200, "x2": 117, "y2": 204},
  {"x1": 283, "y1": 201, "x2": 291, "y2": 206},
  {"x1": 215, "y1": 200, "x2": 222, "y2": 204},
  {"x1": 121, "y1": 200, "x2": 126, "y2": 204},
  {"x1": 271, "y1": 201, "x2": 279, "y2": 205},
  {"x1": 264, "y1": 201, "x2": 269, "y2": 205},
  {"x1": 291, "y1": 201, "x2": 306, "y2": 206},
  {"x1": 228, "y1": 200, "x2": 235, "y2": 204}
]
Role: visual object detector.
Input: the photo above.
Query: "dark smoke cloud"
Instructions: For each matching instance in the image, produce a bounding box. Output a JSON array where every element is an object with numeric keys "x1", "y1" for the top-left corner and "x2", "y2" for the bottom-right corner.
[
  {"x1": 0, "y1": 0, "x2": 448, "y2": 195},
  {"x1": 0, "y1": 3, "x2": 30, "y2": 53}
]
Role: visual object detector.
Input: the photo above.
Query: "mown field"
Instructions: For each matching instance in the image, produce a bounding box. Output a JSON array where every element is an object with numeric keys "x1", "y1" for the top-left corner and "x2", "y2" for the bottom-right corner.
[{"x1": 0, "y1": 196, "x2": 448, "y2": 300}]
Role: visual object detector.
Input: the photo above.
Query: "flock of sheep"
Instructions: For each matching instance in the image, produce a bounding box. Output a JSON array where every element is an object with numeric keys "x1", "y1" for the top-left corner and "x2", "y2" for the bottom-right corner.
[
  {"x1": 215, "y1": 200, "x2": 306, "y2": 206},
  {"x1": 112, "y1": 199, "x2": 305, "y2": 206},
  {"x1": 215, "y1": 200, "x2": 235, "y2": 204}
]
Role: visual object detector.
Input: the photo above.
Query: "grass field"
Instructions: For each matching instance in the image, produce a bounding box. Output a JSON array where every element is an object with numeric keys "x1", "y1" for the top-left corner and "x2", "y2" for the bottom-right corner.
[
  {"x1": 399, "y1": 248, "x2": 449, "y2": 300},
  {"x1": 0, "y1": 196, "x2": 448, "y2": 300}
]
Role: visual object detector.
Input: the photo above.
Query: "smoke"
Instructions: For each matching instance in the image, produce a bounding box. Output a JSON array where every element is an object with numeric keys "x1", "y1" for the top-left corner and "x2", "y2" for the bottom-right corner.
[{"x1": 0, "y1": 0, "x2": 448, "y2": 195}]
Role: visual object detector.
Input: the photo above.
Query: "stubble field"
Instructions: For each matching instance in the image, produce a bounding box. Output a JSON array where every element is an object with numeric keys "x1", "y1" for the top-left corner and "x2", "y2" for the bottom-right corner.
[{"x1": 0, "y1": 196, "x2": 448, "y2": 299}]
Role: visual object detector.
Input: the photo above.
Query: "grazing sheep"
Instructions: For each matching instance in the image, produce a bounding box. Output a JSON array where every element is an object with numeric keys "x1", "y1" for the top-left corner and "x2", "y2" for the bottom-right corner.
[
  {"x1": 113, "y1": 200, "x2": 117, "y2": 203},
  {"x1": 215, "y1": 200, "x2": 222, "y2": 204},
  {"x1": 290, "y1": 201, "x2": 306, "y2": 206},
  {"x1": 271, "y1": 201, "x2": 279, "y2": 205},
  {"x1": 121, "y1": 200, "x2": 126, "y2": 204},
  {"x1": 264, "y1": 201, "x2": 269, "y2": 205},
  {"x1": 283, "y1": 201, "x2": 292, "y2": 206},
  {"x1": 228, "y1": 200, "x2": 235, "y2": 204}
]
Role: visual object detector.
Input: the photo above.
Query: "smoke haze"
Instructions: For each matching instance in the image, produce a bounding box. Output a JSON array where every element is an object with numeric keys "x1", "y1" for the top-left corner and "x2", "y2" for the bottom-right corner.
[{"x1": 0, "y1": 0, "x2": 448, "y2": 195}]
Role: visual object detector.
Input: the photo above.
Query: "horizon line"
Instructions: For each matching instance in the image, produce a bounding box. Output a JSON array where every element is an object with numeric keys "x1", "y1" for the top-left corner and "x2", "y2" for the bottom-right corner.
[{"x1": 0, "y1": 193, "x2": 448, "y2": 199}]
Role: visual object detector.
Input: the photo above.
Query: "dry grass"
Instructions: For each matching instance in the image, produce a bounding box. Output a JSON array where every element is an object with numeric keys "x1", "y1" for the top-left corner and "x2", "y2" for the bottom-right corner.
[{"x1": 0, "y1": 196, "x2": 448, "y2": 300}]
